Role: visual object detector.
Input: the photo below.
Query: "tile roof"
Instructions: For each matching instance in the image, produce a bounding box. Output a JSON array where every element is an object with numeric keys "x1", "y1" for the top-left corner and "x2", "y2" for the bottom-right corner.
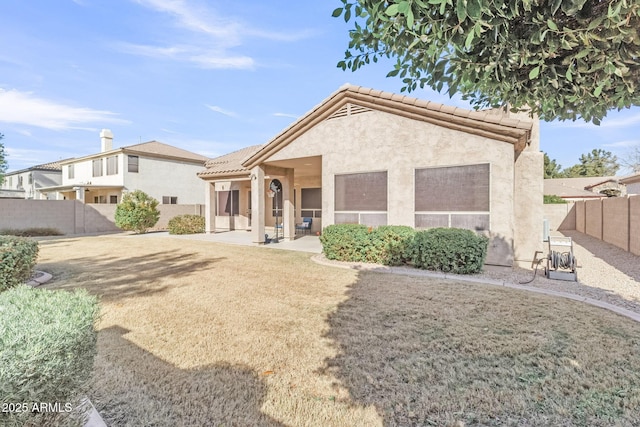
[
  {"x1": 620, "y1": 172, "x2": 640, "y2": 184},
  {"x1": 122, "y1": 141, "x2": 209, "y2": 163},
  {"x1": 243, "y1": 84, "x2": 535, "y2": 169},
  {"x1": 197, "y1": 145, "x2": 263, "y2": 178},
  {"x1": 544, "y1": 177, "x2": 618, "y2": 198},
  {"x1": 5, "y1": 158, "x2": 73, "y2": 175}
]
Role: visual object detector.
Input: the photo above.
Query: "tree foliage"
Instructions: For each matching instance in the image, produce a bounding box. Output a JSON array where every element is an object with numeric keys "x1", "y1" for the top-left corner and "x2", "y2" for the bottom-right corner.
[
  {"x1": 0, "y1": 133, "x2": 7, "y2": 185},
  {"x1": 114, "y1": 190, "x2": 160, "y2": 234},
  {"x1": 562, "y1": 148, "x2": 620, "y2": 176},
  {"x1": 544, "y1": 152, "x2": 564, "y2": 178},
  {"x1": 334, "y1": 0, "x2": 640, "y2": 123}
]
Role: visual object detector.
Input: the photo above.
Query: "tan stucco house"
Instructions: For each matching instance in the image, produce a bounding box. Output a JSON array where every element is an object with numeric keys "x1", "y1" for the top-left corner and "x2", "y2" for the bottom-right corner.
[
  {"x1": 198, "y1": 85, "x2": 543, "y2": 267},
  {"x1": 0, "y1": 160, "x2": 68, "y2": 200},
  {"x1": 41, "y1": 130, "x2": 209, "y2": 205}
]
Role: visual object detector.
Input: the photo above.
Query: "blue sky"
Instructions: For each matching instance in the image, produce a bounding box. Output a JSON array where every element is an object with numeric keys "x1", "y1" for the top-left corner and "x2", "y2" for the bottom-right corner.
[{"x1": 1, "y1": 0, "x2": 639, "y2": 174}]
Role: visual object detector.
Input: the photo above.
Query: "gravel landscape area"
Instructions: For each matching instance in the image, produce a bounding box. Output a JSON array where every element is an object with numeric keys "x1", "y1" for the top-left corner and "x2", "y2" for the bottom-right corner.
[{"x1": 314, "y1": 230, "x2": 640, "y2": 317}]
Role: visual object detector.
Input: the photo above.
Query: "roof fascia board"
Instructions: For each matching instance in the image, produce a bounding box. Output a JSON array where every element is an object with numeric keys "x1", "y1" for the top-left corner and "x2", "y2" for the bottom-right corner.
[{"x1": 243, "y1": 87, "x2": 531, "y2": 169}]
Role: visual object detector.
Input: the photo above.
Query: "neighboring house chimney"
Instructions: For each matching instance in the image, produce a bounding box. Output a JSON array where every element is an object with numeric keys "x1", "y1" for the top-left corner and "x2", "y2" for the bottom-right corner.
[{"x1": 100, "y1": 129, "x2": 113, "y2": 152}]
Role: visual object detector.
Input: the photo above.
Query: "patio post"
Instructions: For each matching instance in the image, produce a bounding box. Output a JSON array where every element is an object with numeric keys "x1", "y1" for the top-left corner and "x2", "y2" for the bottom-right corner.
[
  {"x1": 205, "y1": 182, "x2": 216, "y2": 234},
  {"x1": 282, "y1": 168, "x2": 295, "y2": 241},
  {"x1": 251, "y1": 165, "x2": 266, "y2": 244}
]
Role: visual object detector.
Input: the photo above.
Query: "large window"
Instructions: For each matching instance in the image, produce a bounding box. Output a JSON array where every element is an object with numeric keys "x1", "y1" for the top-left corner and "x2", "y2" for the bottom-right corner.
[
  {"x1": 92, "y1": 159, "x2": 103, "y2": 177},
  {"x1": 414, "y1": 163, "x2": 490, "y2": 231},
  {"x1": 301, "y1": 188, "x2": 322, "y2": 218},
  {"x1": 217, "y1": 190, "x2": 239, "y2": 215},
  {"x1": 335, "y1": 171, "x2": 387, "y2": 226},
  {"x1": 106, "y1": 155, "x2": 118, "y2": 175},
  {"x1": 128, "y1": 155, "x2": 139, "y2": 173},
  {"x1": 68, "y1": 164, "x2": 74, "y2": 179}
]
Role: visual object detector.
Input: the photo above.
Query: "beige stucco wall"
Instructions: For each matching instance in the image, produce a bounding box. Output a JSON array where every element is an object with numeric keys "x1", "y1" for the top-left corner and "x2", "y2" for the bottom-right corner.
[
  {"x1": 267, "y1": 109, "x2": 535, "y2": 266},
  {"x1": 630, "y1": 195, "x2": 640, "y2": 256},
  {"x1": 544, "y1": 203, "x2": 576, "y2": 231},
  {"x1": 0, "y1": 199, "x2": 203, "y2": 234},
  {"x1": 584, "y1": 199, "x2": 603, "y2": 239},
  {"x1": 602, "y1": 196, "x2": 630, "y2": 251},
  {"x1": 575, "y1": 201, "x2": 586, "y2": 233}
]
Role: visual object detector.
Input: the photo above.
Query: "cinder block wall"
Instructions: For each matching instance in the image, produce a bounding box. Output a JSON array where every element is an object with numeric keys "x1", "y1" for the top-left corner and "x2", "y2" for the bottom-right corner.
[
  {"x1": 543, "y1": 203, "x2": 576, "y2": 231},
  {"x1": 602, "y1": 197, "x2": 630, "y2": 251},
  {"x1": 585, "y1": 199, "x2": 603, "y2": 239},
  {"x1": 575, "y1": 201, "x2": 586, "y2": 233},
  {"x1": 630, "y1": 196, "x2": 640, "y2": 256},
  {"x1": 0, "y1": 200, "x2": 204, "y2": 234},
  {"x1": 0, "y1": 200, "x2": 76, "y2": 234},
  {"x1": 155, "y1": 205, "x2": 205, "y2": 230}
]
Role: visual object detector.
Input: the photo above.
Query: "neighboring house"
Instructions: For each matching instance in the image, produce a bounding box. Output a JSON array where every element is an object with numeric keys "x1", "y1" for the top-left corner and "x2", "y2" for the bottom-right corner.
[
  {"x1": 41, "y1": 130, "x2": 209, "y2": 205},
  {"x1": 544, "y1": 176, "x2": 626, "y2": 201},
  {"x1": 0, "y1": 160, "x2": 69, "y2": 200},
  {"x1": 198, "y1": 84, "x2": 543, "y2": 267},
  {"x1": 620, "y1": 172, "x2": 640, "y2": 195}
]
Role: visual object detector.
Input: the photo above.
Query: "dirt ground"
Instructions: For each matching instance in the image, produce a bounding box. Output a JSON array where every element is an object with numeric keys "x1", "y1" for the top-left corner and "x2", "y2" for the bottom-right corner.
[{"x1": 37, "y1": 234, "x2": 640, "y2": 426}]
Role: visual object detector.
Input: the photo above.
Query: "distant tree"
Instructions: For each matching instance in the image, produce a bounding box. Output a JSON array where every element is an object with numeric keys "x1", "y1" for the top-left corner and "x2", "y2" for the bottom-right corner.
[
  {"x1": 620, "y1": 145, "x2": 640, "y2": 174},
  {"x1": 334, "y1": 0, "x2": 640, "y2": 124},
  {"x1": 544, "y1": 194, "x2": 567, "y2": 204},
  {"x1": 561, "y1": 149, "x2": 620, "y2": 177},
  {"x1": 115, "y1": 190, "x2": 160, "y2": 234},
  {"x1": 543, "y1": 152, "x2": 563, "y2": 178},
  {"x1": 0, "y1": 133, "x2": 7, "y2": 185}
]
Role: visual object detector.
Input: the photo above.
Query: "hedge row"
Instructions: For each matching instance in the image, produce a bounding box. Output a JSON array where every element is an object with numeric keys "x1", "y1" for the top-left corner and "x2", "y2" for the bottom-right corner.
[
  {"x1": 0, "y1": 236, "x2": 39, "y2": 292},
  {"x1": 0, "y1": 285, "x2": 99, "y2": 426},
  {"x1": 168, "y1": 214, "x2": 205, "y2": 235},
  {"x1": 320, "y1": 224, "x2": 415, "y2": 266},
  {"x1": 320, "y1": 224, "x2": 488, "y2": 274}
]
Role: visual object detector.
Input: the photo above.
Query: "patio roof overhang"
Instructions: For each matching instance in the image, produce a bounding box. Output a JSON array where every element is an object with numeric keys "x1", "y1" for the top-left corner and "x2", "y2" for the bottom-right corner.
[{"x1": 39, "y1": 184, "x2": 125, "y2": 192}]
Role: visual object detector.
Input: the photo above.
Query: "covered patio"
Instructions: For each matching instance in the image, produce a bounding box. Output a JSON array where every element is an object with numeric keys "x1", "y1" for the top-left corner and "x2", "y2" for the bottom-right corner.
[{"x1": 198, "y1": 145, "x2": 322, "y2": 244}]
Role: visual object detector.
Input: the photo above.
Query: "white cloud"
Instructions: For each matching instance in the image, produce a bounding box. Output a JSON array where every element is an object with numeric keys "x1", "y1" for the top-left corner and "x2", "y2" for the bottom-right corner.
[
  {"x1": 206, "y1": 105, "x2": 237, "y2": 118},
  {"x1": 272, "y1": 112, "x2": 298, "y2": 119},
  {"x1": 0, "y1": 89, "x2": 129, "y2": 130},
  {"x1": 602, "y1": 140, "x2": 640, "y2": 148},
  {"x1": 123, "y1": 0, "x2": 310, "y2": 69},
  {"x1": 117, "y1": 43, "x2": 254, "y2": 69}
]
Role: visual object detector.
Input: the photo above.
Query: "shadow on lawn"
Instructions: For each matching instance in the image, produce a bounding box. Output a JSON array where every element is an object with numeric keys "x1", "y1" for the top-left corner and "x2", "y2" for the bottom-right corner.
[
  {"x1": 91, "y1": 325, "x2": 283, "y2": 426},
  {"x1": 321, "y1": 270, "x2": 640, "y2": 427},
  {"x1": 39, "y1": 249, "x2": 224, "y2": 302}
]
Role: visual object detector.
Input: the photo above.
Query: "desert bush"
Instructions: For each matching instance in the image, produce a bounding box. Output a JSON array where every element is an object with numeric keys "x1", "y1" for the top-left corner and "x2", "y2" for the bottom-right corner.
[
  {"x1": 0, "y1": 227, "x2": 64, "y2": 237},
  {"x1": 0, "y1": 285, "x2": 99, "y2": 426},
  {"x1": 320, "y1": 224, "x2": 416, "y2": 265},
  {"x1": 544, "y1": 194, "x2": 568, "y2": 204},
  {"x1": 0, "y1": 236, "x2": 39, "y2": 292},
  {"x1": 168, "y1": 214, "x2": 205, "y2": 235},
  {"x1": 370, "y1": 225, "x2": 416, "y2": 266},
  {"x1": 408, "y1": 228, "x2": 488, "y2": 274},
  {"x1": 115, "y1": 190, "x2": 160, "y2": 234},
  {"x1": 320, "y1": 224, "x2": 370, "y2": 262}
]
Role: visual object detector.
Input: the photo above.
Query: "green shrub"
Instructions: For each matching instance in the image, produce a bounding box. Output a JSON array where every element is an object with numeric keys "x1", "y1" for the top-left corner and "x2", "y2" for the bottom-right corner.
[
  {"x1": 320, "y1": 224, "x2": 416, "y2": 265},
  {"x1": 0, "y1": 236, "x2": 39, "y2": 292},
  {"x1": 115, "y1": 189, "x2": 160, "y2": 234},
  {"x1": 408, "y1": 228, "x2": 489, "y2": 274},
  {"x1": 0, "y1": 285, "x2": 99, "y2": 426},
  {"x1": 320, "y1": 224, "x2": 370, "y2": 262},
  {"x1": 0, "y1": 227, "x2": 64, "y2": 237},
  {"x1": 544, "y1": 194, "x2": 568, "y2": 204},
  {"x1": 369, "y1": 225, "x2": 416, "y2": 266},
  {"x1": 168, "y1": 214, "x2": 205, "y2": 235}
]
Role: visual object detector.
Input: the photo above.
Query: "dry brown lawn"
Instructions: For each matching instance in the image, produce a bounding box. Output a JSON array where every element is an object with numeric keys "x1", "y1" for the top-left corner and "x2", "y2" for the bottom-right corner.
[{"x1": 37, "y1": 234, "x2": 640, "y2": 426}]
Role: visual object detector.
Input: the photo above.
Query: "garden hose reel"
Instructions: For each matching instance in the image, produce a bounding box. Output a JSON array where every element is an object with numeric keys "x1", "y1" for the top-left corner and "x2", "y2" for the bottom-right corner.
[{"x1": 532, "y1": 236, "x2": 578, "y2": 282}]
